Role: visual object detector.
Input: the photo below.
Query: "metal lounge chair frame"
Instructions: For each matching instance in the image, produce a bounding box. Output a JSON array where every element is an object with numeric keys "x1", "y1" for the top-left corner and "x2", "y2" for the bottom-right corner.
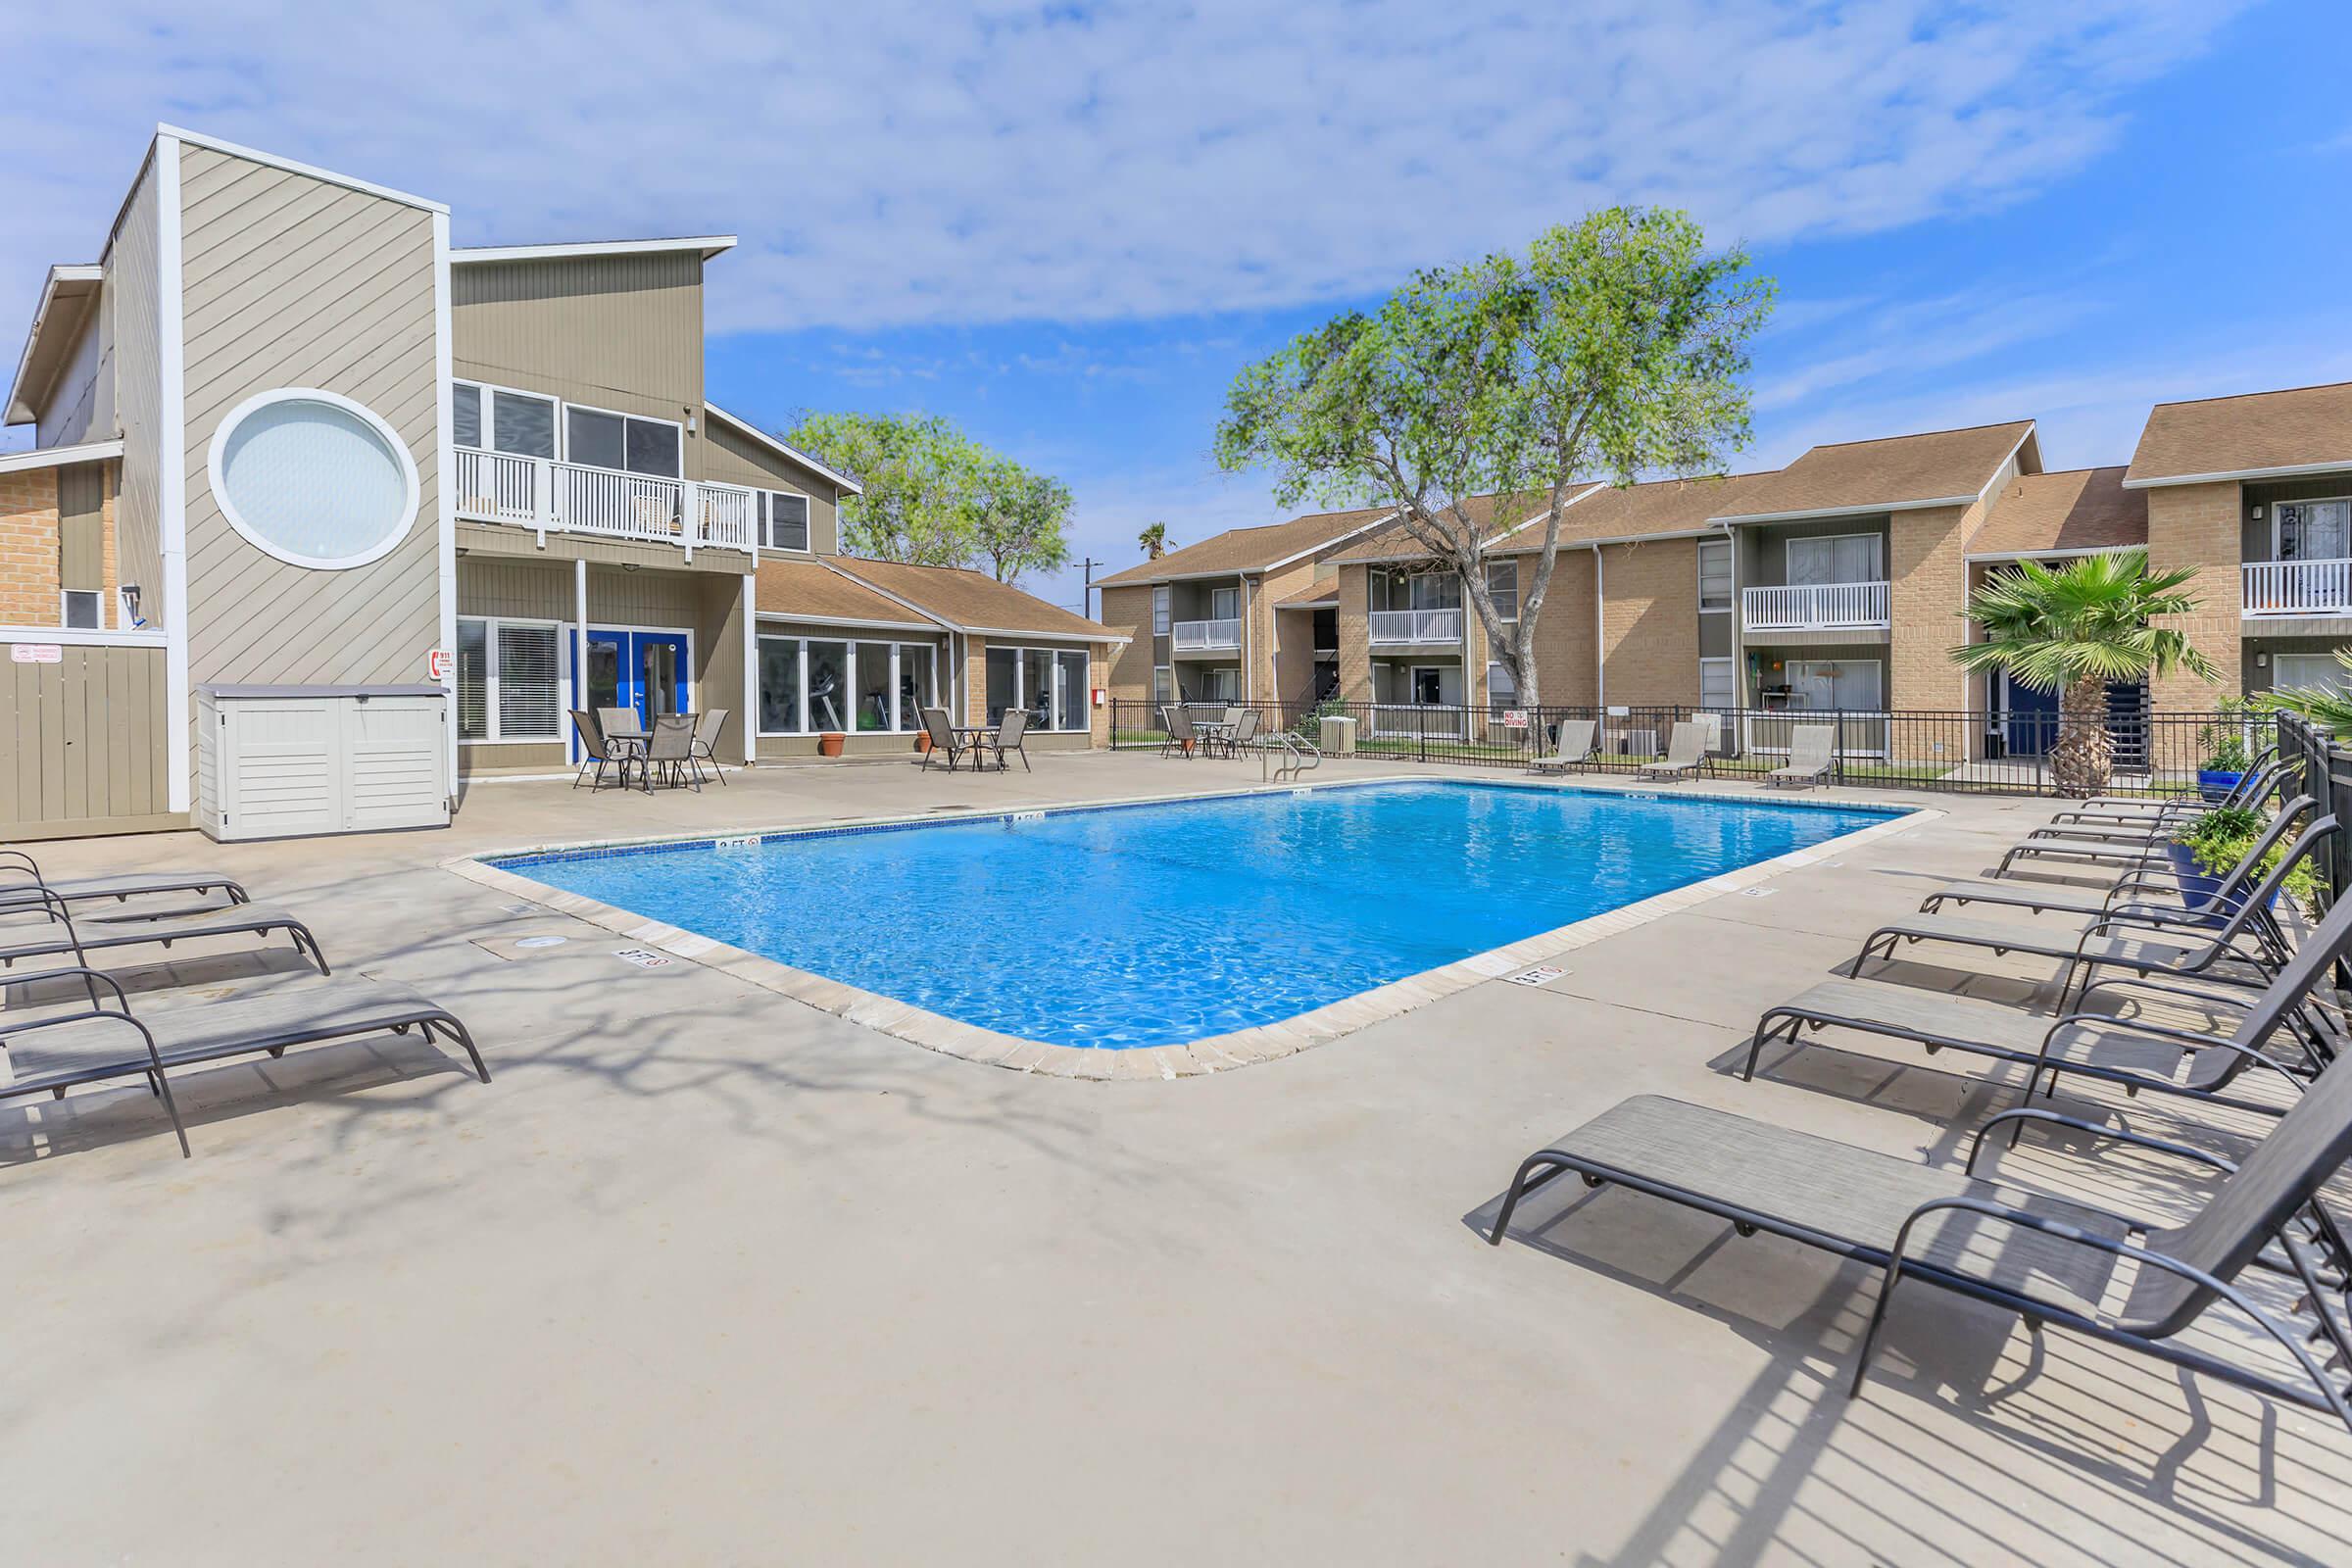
[
  {"x1": 0, "y1": 966, "x2": 487, "y2": 1158},
  {"x1": 1529, "y1": 718, "x2": 1597, "y2": 775},
  {"x1": 1636, "y1": 720, "x2": 1709, "y2": 783},
  {"x1": 689, "y1": 708, "x2": 729, "y2": 786},
  {"x1": 569, "y1": 710, "x2": 634, "y2": 792},
  {"x1": 1766, "y1": 723, "x2": 1837, "y2": 790},
  {"x1": 0, "y1": 885, "x2": 329, "y2": 976},
  {"x1": 1217, "y1": 709, "x2": 1261, "y2": 760},
  {"x1": 1995, "y1": 769, "x2": 2289, "y2": 876},
  {"x1": 2047, "y1": 753, "x2": 2280, "y2": 827},
  {"x1": 1485, "y1": 1059, "x2": 2352, "y2": 1438},
  {"x1": 0, "y1": 847, "x2": 248, "y2": 915}
]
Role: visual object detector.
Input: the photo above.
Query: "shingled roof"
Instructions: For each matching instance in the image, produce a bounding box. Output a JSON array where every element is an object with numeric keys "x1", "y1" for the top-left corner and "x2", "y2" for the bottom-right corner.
[
  {"x1": 1969, "y1": 467, "x2": 2146, "y2": 559},
  {"x1": 2124, "y1": 382, "x2": 2352, "y2": 487},
  {"x1": 1095, "y1": 507, "x2": 1395, "y2": 586},
  {"x1": 829, "y1": 558, "x2": 1116, "y2": 641},
  {"x1": 1710, "y1": 421, "x2": 2038, "y2": 522}
]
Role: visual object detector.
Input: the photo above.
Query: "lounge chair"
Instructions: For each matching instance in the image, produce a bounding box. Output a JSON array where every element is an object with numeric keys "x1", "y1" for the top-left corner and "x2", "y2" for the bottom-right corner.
[
  {"x1": 1996, "y1": 772, "x2": 2290, "y2": 876},
  {"x1": 1841, "y1": 816, "x2": 2336, "y2": 1007},
  {"x1": 0, "y1": 887, "x2": 329, "y2": 975},
  {"x1": 0, "y1": 847, "x2": 247, "y2": 914},
  {"x1": 1917, "y1": 796, "x2": 2314, "y2": 923},
  {"x1": 1485, "y1": 1050, "x2": 2352, "y2": 1438},
  {"x1": 1745, "y1": 877, "x2": 2352, "y2": 1115},
  {"x1": 1160, "y1": 706, "x2": 1198, "y2": 759},
  {"x1": 1765, "y1": 723, "x2": 1837, "y2": 790},
  {"x1": 2047, "y1": 756, "x2": 2279, "y2": 827},
  {"x1": 569, "y1": 710, "x2": 633, "y2": 792},
  {"x1": 689, "y1": 708, "x2": 729, "y2": 786},
  {"x1": 643, "y1": 713, "x2": 699, "y2": 792},
  {"x1": 0, "y1": 968, "x2": 486, "y2": 1158},
  {"x1": 920, "y1": 706, "x2": 971, "y2": 771},
  {"x1": 1217, "y1": 709, "x2": 1260, "y2": 759},
  {"x1": 1529, "y1": 719, "x2": 1597, "y2": 775},
  {"x1": 979, "y1": 710, "x2": 1032, "y2": 772},
  {"x1": 1635, "y1": 720, "x2": 1709, "y2": 783}
]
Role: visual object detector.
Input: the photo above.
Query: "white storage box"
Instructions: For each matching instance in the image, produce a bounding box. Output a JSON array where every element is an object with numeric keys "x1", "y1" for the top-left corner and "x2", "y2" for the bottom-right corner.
[{"x1": 196, "y1": 684, "x2": 450, "y2": 841}]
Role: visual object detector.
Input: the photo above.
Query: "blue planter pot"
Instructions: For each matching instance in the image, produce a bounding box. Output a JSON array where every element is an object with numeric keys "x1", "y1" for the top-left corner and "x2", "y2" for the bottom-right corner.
[
  {"x1": 2197, "y1": 769, "x2": 2245, "y2": 804},
  {"x1": 2164, "y1": 841, "x2": 2228, "y2": 916}
]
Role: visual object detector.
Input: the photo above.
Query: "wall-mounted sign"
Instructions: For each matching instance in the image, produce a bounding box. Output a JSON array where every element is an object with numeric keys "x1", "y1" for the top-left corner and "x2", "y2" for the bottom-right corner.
[
  {"x1": 10, "y1": 644, "x2": 62, "y2": 664},
  {"x1": 1500, "y1": 710, "x2": 1529, "y2": 729},
  {"x1": 427, "y1": 648, "x2": 453, "y2": 682}
]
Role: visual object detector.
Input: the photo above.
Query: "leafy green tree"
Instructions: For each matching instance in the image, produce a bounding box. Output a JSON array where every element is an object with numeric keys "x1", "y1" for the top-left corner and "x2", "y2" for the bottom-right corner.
[
  {"x1": 1213, "y1": 207, "x2": 1772, "y2": 706},
  {"x1": 968, "y1": 457, "x2": 1073, "y2": 584},
  {"x1": 783, "y1": 412, "x2": 977, "y2": 566},
  {"x1": 1951, "y1": 550, "x2": 2219, "y2": 797},
  {"x1": 1138, "y1": 521, "x2": 1169, "y2": 559}
]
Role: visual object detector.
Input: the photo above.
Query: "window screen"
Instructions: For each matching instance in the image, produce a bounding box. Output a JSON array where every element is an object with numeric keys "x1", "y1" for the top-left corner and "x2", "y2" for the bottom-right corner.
[
  {"x1": 565, "y1": 408, "x2": 626, "y2": 469},
  {"x1": 763, "y1": 492, "x2": 810, "y2": 551},
  {"x1": 457, "y1": 619, "x2": 490, "y2": 740}
]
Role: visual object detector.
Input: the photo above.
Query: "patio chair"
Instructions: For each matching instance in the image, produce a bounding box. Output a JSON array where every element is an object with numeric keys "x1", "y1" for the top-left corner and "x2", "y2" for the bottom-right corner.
[
  {"x1": 979, "y1": 710, "x2": 1032, "y2": 773},
  {"x1": 689, "y1": 708, "x2": 729, "y2": 786},
  {"x1": 0, "y1": 846, "x2": 247, "y2": 914},
  {"x1": 1765, "y1": 723, "x2": 1837, "y2": 790},
  {"x1": 1160, "y1": 706, "x2": 1198, "y2": 759},
  {"x1": 1996, "y1": 770, "x2": 2289, "y2": 876},
  {"x1": 1219, "y1": 709, "x2": 1261, "y2": 759},
  {"x1": 2047, "y1": 756, "x2": 2280, "y2": 827},
  {"x1": 1744, "y1": 874, "x2": 2352, "y2": 1116},
  {"x1": 0, "y1": 968, "x2": 487, "y2": 1159},
  {"x1": 1841, "y1": 815, "x2": 2337, "y2": 1009},
  {"x1": 1635, "y1": 720, "x2": 1709, "y2": 783},
  {"x1": 920, "y1": 706, "x2": 971, "y2": 771},
  {"x1": 0, "y1": 884, "x2": 329, "y2": 976},
  {"x1": 569, "y1": 710, "x2": 633, "y2": 792},
  {"x1": 1484, "y1": 1048, "x2": 2352, "y2": 1439},
  {"x1": 1529, "y1": 719, "x2": 1597, "y2": 775},
  {"x1": 643, "y1": 713, "x2": 699, "y2": 792},
  {"x1": 1916, "y1": 796, "x2": 2315, "y2": 924}
]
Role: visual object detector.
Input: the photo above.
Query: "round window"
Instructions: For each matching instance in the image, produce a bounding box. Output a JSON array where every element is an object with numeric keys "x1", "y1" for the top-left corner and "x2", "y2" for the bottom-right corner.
[{"x1": 208, "y1": 389, "x2": 419, "y2": 569}]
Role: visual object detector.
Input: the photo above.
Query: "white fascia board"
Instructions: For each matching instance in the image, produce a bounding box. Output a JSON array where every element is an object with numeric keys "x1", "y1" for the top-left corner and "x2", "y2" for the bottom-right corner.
[
  {"x1": 814, "y1": 561, "x2": 956, "y2": 631},
  {"x1": 0, "y1": 438, "x2": 124, "y2": 473},
  {"x1": 757, "y1": 610, "x2": 939, "y2": 633},
  {"x1": 432, "y1": 210, "x2": 460, "y2": 798},
  {"x1": 1474, "y1": 482, "x2": 1610, "y2": 550},
  {"x1": 453, "y1": 236, "x2": 737, "y2": 265},
  {"x1": 961, "y1": 625, "x2": 1128, "y2": 646},
  {"x1": 6, "y1": 266, "x2": 107, "y2": 426},
  {"x1": 159, "y1": 124, "x2": 449, "y2": 214},
  {"x1": 2122, "y1": 460, "x2": 2352, "y2": 489},
  {"x1": 1963, "y1": 544, "x2": 2142, "y2": 564},
  {"x1": 157, "y1": 133, "x2": 192, "y2": 815},
  {"x1": 705, "y1": 404, "x2": 863, "y2": 494},
  {"x1": 1257, "y1": 511, "x2": 1402, "y2": 573},
  {"x1": 1711, "y1": 496, "x2": 1980, "y2": 525}
]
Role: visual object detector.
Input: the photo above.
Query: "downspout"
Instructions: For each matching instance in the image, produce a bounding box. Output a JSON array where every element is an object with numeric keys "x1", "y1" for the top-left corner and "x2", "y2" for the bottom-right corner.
[{"x1": 1592, "y1": 543, "x2": 1606, "y2": 716}]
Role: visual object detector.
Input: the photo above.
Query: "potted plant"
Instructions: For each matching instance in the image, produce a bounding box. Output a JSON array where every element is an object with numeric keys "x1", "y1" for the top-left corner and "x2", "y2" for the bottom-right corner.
[
  {"x1": 2172, "y1": 804, "x2": 2320, "y2": 917},
  {"x1": 818, "y1": 731, "x2": 847, "y2": 759},
  {"x1": 2196, "y1": 697, "x2": 2252, "y2": 803}
]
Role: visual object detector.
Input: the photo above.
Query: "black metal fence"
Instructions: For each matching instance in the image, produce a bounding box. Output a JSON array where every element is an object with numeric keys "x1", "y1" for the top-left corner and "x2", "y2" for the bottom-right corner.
[
  {"x1": 1113, "y1": 697, "x2": 2276, "y2": 800},
  {"x1": 2281, "y1": 711, "x2": 2352, "y2": 907}
]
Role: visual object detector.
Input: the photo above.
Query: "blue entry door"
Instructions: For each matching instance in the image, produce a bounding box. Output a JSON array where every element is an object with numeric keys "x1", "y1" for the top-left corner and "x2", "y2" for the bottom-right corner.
[
  {"x1": 580, "y1": 628, "x2": 692, "y2": 753},
  {"x1": 2002, "y1": 671, "x2": 2146, "y2": 763}
]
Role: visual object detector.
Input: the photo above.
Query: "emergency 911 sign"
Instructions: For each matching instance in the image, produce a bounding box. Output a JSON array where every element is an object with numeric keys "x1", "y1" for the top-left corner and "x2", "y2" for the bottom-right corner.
[{"x1": 427, "y1": 649, "x2": 453, "y2": 682}]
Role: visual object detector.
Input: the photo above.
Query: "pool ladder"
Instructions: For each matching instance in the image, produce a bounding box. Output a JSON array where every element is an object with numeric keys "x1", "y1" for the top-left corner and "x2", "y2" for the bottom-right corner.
[{"x1": 1259, "y1": 731, "x2": 1322, "y2": 783}]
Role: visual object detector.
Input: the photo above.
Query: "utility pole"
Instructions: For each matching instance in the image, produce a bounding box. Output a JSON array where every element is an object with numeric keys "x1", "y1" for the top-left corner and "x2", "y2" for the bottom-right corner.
[{"x1": 1074, "y1": 557, "x2": 1103, "y2": 620}]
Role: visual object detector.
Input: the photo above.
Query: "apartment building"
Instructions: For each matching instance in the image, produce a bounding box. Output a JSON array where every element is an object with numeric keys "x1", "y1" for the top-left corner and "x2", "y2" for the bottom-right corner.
[
  {"x1": 1102, "y1": 386, "x2": 2352, "y2": 759},
  {"x1": 2, "y1": 126, "x2": 1116, "y2": 840}
]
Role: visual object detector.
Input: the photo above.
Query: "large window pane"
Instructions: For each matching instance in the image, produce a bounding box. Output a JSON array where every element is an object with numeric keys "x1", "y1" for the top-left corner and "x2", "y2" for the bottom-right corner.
[
  {"x1": 492, "y1": 391, "x2": 556, "y2": 459},
  {"x1": 899, "y1": 642, "x2": 936, "y2": 724},
  {"x1": 856, "y1": 641, "x2": 895, "y2": 731},
  {"x1": 457, "y1": 619, "x2": 489, "y2": 740},
  {"x1": 1057, "y1": 650, "x2": 1089, "y2": 731},
  {"x1": 496, "y1": 623, "x2": 562, "y2": 739},
  {"x1": 1021, "y1": 649, "x2": 1054, "y2": 729},
  {"x1": 1697, "y1": 540, "x2": 1732, "y2": 611},
  {"x1": 763, "y1": 492, "x2": 809, "y2": 551},
  {"x1": 986, "y1": 647, "x2": 1018, "y2": 723},
  {"x1": 452, "y1": 382, "x2": 482, "y2": 448},
  {"x1": 1152, "y1": 586, "x2": 1170, "y2": 636},
  {"x1": 566, "y1": 408, "x2": 625, "y2": 469},
  {"x1": 806, "y1": 641, "x2": 849, "y2": 731},
  {"x1": 1486, "y1": 560, "x2": 1518, "y2": 620},
  {"x1": 626, "y1": 418, "x2": 682, "y2": 478},
  {"x1": 758, "y1": 637, "x2": 803, "y2": 733},
  {"x1": 1788, "y1": 533, "x2": 1880, "y2": 585}
]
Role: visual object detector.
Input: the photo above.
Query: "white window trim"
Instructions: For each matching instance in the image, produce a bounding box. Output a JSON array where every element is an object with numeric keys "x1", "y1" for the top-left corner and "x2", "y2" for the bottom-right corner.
[
  {"x1": 60, "y1": 588, "x2": 105, "y2": 630},
  {"x1": 1786, "y1": 657, "x2": 1885, "y2": 712},
  {"x1": 1409, "y1": 664, "x2": 1447, "y2": 705},
  {"x1": 757, "y1": 487, "x2": 813, "y2": 553},
  {"x1": 459, "y1": 613, "x2": 570, "y2": 745},
  {"x1": 563, "y1": 399, "x2": 685, "y2": 480},
  {"x1": 2272, "y1": 495, "x2": 2352, "y2": 562},
  {"x1": 1485, "y1": 559, "x2": 1519, "y2": 622},
  {"x1": 1698, "y1": 655, "x2": 1736, "y2": 707},
  {"x1": 453, "y1": 377, "x2": 560, "y2": 458},
  {"x1": 760, "y1": 635, "x2": 938, "y2": 736},
  {"x1": 1152, "y1": 585, "x2": 1171, "y2": 637},
  {"x1": 206, "y1": 386, "x2": 420, "y2": 570},
  {"x1": 987, "y1": 644, "x2": 1094, "y2": 732},
  {"x1": 1784, "y1": 531, "x2": 1885, "y2": 584},
  {"x1": 1696, "y1": 538, "x2": 1734, "y2": 613},
  {"x1": 2274, "y1": 651, "x2": 2352, "y2": 695}
]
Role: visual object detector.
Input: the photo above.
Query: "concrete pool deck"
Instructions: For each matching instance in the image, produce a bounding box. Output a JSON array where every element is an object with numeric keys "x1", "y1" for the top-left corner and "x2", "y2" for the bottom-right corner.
[{"x1": 3, "y1": 752, "x2": 2349, "y2": 1564}]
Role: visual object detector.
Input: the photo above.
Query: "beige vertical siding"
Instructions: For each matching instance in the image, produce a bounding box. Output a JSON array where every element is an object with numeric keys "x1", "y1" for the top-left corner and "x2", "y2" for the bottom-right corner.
[
  {"x1": 111, "y1": 160, "x2": 165, "y2": 622},
  {"x1": 699, "y1": 417, "x2": 842, "y2": 555},
  {"x1": 452, "y1": 252, "x2": 706, "y2": 474},
  {"x1": 0, "y1": 643, "x2": 173, "y2": 836},
  {"x1": 57, "y1": 463, "x2": 106, "y2": 590},
  {"x1": 178, "y1": 145, "x2": 443, "y2": 702}
]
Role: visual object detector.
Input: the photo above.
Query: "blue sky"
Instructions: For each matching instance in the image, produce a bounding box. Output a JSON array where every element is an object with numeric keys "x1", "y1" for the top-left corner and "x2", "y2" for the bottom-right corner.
[{"x1": 5, "y1": 2, "x2": 2348, "y2": 614}]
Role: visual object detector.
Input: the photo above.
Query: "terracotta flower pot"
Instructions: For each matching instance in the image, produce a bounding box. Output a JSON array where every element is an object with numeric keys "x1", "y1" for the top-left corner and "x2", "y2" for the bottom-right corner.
[
  {"x1": 818, "y1": 731, "x2": 846, "y2": 759},
  {"x1": 915, "y1": 732, "x2": 933, "y2": 755}
]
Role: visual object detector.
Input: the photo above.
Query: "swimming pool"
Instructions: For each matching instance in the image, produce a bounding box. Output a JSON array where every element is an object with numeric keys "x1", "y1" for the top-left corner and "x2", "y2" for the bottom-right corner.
[{"x1": 491, "y1": 781, "x2": 1897, "y2": 1051}]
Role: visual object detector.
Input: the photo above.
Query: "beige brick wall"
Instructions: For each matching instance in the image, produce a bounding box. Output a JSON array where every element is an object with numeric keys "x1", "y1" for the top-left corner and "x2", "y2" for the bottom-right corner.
[
  {"x1": 2145, "y1": 479, "x2": 2243, "y2": 709},
  {"x1": 1887, "y1": 503, "x2": 1971, "y2": 710},
  {"x1": 1597, "y1": 539, "x2": 1698, "y2": 706},
  {"x1": 1520, "y1": 548, "x2": 1597, "y2": 708},
  {"x1": 0, "y1": 468, "x2": 62, "y2": 623},
  {"x1": 1336, "y1": 564, "x2": 1372, "y2": 702},
  {"x1": 1098, "y1": 584, "x2": 1155, "y2": 702}
]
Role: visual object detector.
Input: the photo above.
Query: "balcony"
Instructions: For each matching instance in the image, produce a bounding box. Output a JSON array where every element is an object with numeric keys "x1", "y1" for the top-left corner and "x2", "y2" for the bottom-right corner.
[
  {"x1": 1172, "y1": 617, "x2": 1242, "y2": 652},
  {"x1": 453, "y1": 447, "x2": 760, "y2": 559},
  {"x1": 1368, "y1": 608, "x2": 1464, "y2": 645},
  {"x1": 2243, "y1": 558, "x2": 2352, "y2": 618},
  {"x1": 1741, "y1": 580, "x2": 1890, "y2": 633}
]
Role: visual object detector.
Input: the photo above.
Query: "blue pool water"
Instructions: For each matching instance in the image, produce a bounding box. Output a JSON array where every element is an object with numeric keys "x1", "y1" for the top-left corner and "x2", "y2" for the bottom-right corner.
[{"x1": 495, "y1": 782, "x2": 1894, "y2": 1049}]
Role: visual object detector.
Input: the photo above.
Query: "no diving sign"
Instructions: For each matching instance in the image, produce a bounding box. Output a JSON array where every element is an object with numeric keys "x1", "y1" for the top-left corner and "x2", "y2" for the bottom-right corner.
[{"x1": 10, "y1": 644, "x2": 62, "y2": 664}]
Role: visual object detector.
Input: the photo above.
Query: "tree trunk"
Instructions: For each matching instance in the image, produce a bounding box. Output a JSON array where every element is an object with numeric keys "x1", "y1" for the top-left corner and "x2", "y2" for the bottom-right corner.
[{"x1": 2051, "y1": 675, "x2": 2113, "y2": 799}]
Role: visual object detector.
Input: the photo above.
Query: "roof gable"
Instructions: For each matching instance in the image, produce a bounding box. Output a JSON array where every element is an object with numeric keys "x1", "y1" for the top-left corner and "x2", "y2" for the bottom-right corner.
[
  {"x1": 1968, "y1": 466, "x2": 2146, "y2": 559},
  {"x1": 2124, "y1": 382, "x2": 2352, "y2": 488},
  {"x1": 1095, "y1": 507, "x2": 1395, "y2": 586},
  {"x1": 1711, "y1": 420, "x2": 2038, "y2": 522}
]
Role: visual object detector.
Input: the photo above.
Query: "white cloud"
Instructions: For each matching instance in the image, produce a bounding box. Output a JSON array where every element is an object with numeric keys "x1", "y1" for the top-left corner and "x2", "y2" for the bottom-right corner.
[{"x1": 0, "y1": 0, "x2": 2249, "y2": 338}]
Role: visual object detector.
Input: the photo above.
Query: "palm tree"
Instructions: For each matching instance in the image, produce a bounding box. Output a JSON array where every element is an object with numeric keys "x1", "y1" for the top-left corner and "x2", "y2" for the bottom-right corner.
[
  {"x1": 1138, "y1": 521, "x2": 1169, "y2": 559},
  {"x1": 1951, "y1": 549, "x2": 2218, "y2": 798}
]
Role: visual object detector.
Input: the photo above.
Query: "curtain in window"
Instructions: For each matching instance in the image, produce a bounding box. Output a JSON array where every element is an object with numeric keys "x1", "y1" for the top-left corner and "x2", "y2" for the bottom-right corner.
[
  {"x1": 1486, "y1": 661, "x2": 1518, "y2": 714},
  {"x1": 457, "y1": 620, "x2": 489, "y2": 740},
  {"x1": 1787, "y1": 534, "x2": 1880, "y2": 585},
  {"x1": 2276, "y1": 652, "x2": 2352, "y2": 696},
  {"x1": 1788, "y1": 660, "x2": 1881, "y2": 710},
  {"x1": 1697, "y1": 541, "x2": 1733, "y2": 609},
  {"x1": 2281, "y1": 501, "x2": 2352, "y2": 561},
  {"x1": 496, "y1": 624, "x2": 562, "y2": 739}
]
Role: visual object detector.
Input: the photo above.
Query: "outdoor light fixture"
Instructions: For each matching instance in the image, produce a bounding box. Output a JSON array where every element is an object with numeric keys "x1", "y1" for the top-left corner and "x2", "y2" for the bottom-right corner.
[{"x1": 118, "y1": 583, "x2": 142, "y2": 626}]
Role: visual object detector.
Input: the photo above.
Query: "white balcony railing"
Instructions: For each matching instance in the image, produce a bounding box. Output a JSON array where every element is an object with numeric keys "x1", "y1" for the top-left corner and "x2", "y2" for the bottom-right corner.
[
  {"x1": 2243, "y1": 558, "x2": 2352, "y2": 617},
  {"x1": 452, "y1": 447, "x2": 760, "y2": 560},
  {"x1": 1368, "y1": 608, "x2": 1463, "y2": 644},
  {"x1": 1740, "y1": 580, "x2": 1890, "y2": 632},
  {"x1": 1172, "y1": 617, "x2": 1242, "y2": 651}
]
